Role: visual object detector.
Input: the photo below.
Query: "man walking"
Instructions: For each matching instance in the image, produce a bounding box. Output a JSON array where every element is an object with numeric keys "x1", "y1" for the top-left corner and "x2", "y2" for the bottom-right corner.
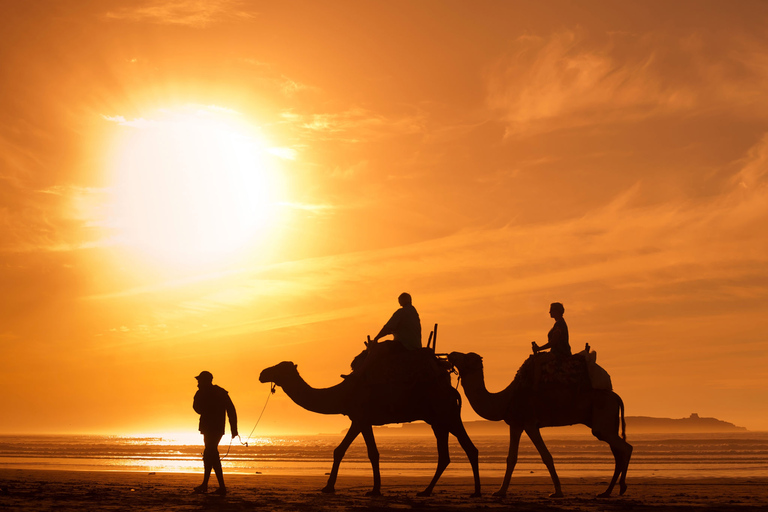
[{"x1": 193, "y1": 371, "x2": 238, "y2": 495}]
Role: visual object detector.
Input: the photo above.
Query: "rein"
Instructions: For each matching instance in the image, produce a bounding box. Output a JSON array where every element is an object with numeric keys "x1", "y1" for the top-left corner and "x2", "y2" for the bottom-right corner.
[{"x1": 220, "y1": 383, "x2": 276, "y2": 459}]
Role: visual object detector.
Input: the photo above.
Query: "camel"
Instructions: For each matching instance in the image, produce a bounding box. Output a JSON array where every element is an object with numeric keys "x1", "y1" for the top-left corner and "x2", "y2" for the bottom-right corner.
[
  {"x1": 259, "y1": 352, "x2": 481, "y2": 497},
  {"x1": 447, "y1": 351, "x2": 632, "y2": 499}
]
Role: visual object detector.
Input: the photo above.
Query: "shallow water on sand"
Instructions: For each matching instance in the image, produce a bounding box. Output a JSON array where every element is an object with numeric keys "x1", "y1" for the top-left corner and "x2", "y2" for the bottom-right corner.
[{"x1": 1, "y1": 432, "x2": 767, "y2": 478}]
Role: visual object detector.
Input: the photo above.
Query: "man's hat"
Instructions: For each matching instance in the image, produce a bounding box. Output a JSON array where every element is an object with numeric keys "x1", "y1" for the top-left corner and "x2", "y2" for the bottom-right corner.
[{"x1": 195, "y1": 371, "x2": 213, "y2": 382}]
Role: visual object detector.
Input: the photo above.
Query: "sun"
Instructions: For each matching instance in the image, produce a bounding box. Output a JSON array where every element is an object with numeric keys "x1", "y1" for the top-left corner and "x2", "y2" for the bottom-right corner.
[{"x1": 106, "y1": 107, "x2": 285, "y2": 266}]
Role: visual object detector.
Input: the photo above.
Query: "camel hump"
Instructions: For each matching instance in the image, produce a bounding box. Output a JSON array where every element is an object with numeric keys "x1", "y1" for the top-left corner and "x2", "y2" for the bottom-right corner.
[
  {"x1": 513, "y1": 353, "x2": 591, "y2": 391},
  {"x1": 352, "y1": 344, "x2": 452, "y2": 389},
  {"x1": 514, "y1": 352, "x2": 614, "y2": 391}
]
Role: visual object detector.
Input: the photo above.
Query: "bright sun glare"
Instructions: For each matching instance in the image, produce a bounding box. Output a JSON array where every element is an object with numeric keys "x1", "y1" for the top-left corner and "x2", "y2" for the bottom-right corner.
[{"x1": 108, "y1": 108, "x2": 284, "y2": 265}]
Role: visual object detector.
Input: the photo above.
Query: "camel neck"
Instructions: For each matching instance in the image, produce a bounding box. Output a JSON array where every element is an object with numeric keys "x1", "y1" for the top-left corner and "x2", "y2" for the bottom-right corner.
[
  {"x1": 459, "y1": 366, "x2": 513, "y2": 422},
  {"x1": 279, "y1": 373, "x2": 351, "y2": 416}
]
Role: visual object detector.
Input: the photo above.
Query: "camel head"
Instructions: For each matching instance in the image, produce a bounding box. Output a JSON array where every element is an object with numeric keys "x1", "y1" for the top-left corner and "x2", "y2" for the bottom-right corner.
[
  {"x1": 447, "y1": 352, "x2": 484, "y2": 375},
  {"x1": 259, "y1": 361, "x2": 299, "y2": 387}
]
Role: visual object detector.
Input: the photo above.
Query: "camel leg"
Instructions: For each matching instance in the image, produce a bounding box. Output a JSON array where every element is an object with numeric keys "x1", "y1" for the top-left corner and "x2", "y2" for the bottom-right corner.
[
  {"x1": 593, "y1": 427, "x2": 633, "y2": 497},
  {"x1": 322, "y1": 423, "x2": 361, "y2": 493},
  {"x1": 360, "y1": 425, "x2": 381, "y2": 496},
  {"x1": 592, "y1": 393, "x2": 633, "y2": 498},
  {"x1": 449, "y1": 420, "x2": 481, "y2": 497},
  {"x1": 494, "y1": 426, "x2": 523, "y2": 498},
  {"x1": 619, "y1": 442, "x2": 633, "y2": 495},
  {"x1": 417, "y1": 425, "x2": 450, "y2": 497},
  {"x1": 526, "y1": 427, "x2": 563, "y2": 498}
]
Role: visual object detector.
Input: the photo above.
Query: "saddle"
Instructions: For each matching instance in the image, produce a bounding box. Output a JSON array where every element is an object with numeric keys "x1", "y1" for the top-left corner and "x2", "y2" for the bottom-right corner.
[
  {"x1": 513, "y1": 353, "x2": 590, "y2": 391},
  {"x1": 513, "y1": 347, "x2": 613, "y2": 391},
  {"x1": 350, "y1": 344, "x2": 452, "y2": 388}
]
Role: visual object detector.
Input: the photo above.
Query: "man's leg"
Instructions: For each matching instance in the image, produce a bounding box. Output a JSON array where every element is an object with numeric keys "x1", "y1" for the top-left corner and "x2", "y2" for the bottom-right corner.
[
  {"x1": 197, "y1": 433, "x2": 223, "y2": 493},
  {"x1": 211, "y1": 436, "x2": 226, "y2": 493}
]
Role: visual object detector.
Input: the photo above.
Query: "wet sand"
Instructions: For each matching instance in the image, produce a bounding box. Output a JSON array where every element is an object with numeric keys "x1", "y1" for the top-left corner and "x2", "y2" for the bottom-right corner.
[{"x1": 1, "y1": 469, "x2": 766, "y2": 511}]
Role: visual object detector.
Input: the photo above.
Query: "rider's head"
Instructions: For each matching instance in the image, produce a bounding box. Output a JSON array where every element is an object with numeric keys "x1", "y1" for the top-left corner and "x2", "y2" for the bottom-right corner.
[
  {"x1": 549, "y1": 302, "x2": 565, "y2": 318},
  {"x1": 398, "y1": 292, "x2": 412, "y2": 307}
]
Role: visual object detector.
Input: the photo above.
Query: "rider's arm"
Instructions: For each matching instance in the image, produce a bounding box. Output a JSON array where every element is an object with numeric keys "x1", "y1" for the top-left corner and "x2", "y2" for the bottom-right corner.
[{"x1": 373, "y1": 310, "x2": 401, "y2": 342}]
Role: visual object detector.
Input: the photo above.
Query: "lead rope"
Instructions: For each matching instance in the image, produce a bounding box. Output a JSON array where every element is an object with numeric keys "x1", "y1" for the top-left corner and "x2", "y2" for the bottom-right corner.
[
  {"x1": 242, "y1": 383, "x2": 277, "y2": 446},
  {"x1": 220, "y1": 383, "x2": 276, "y2": 459}
]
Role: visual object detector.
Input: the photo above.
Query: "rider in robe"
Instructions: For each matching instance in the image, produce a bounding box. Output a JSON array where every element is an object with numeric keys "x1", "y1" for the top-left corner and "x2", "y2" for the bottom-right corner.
[
  {"x1": 342, "y1": 292, "x2": 422, "y2": 379},
  {"x1": 532, "y1": 302, "x2": 571, "y2": 358},
  {"x1": 372, "y1": 292, "x2": 422, "y2": 351}
]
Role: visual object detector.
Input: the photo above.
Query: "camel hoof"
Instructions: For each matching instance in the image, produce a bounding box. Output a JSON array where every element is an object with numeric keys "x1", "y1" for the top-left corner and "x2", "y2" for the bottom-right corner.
[
  {"x1": 492, "y1": 490, "x2": 507, "y2": 498},
  {"x1": 470, "y1": 492, "x2": 482, "y2": 498},
  {"x1": 321, "y1": 486, "x2": 335, "y2": 494},
  {"x1": 620, "y1": 483, "x2": 627, "y2": 495},
  {"x1": 549, "y1": 491, "x2": 564, "y2": 499},
  {"x1": 597, "y1": 491, "x2": 612, "y2": 498},
  {"x1": 416, "y1": 490, "x2": 432, "y2": 497},
  {"x1": 365, "y1": 489, "x2": 381, "y2": 497}
]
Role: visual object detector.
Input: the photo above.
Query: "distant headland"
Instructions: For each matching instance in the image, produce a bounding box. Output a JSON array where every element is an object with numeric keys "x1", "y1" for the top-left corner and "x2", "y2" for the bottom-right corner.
[{"x1": 366, "y1": 413, "x2": 747, "y2": 436}]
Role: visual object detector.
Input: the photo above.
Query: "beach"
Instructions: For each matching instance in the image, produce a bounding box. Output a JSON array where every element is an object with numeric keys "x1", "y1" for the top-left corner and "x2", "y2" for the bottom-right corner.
[
  {"x1": 2, "y1": 433, "x2": 768, "y2": 510},
  {"x1": 2, "y1": 469, "x2": 767, "y2": 512}
]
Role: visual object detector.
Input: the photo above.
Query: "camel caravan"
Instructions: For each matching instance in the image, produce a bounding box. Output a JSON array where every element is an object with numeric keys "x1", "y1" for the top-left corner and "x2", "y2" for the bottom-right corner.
[{"x1": 259, "y1": 294, "x2": 633, "y2": 498}]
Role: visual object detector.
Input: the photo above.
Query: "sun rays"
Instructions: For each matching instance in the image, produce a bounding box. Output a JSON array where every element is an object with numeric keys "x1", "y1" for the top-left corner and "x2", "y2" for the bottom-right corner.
[{"x1": 104, "y1": 107, "x2": 286, "y2": 267}]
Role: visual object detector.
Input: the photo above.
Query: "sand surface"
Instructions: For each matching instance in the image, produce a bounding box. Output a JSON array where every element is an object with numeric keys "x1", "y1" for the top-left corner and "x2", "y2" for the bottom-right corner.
[{"x1": 1, "y1": 469, "x2": 767, "y2": 511}]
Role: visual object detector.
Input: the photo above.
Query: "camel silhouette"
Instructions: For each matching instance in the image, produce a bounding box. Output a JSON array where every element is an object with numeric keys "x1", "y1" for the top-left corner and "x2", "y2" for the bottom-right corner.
[
  {"x1": 447, "y1": 351, "x2": 632, "y2": 498},
  {"x1": 259, "y1": 355, "x2": 481, "y2": 497}
]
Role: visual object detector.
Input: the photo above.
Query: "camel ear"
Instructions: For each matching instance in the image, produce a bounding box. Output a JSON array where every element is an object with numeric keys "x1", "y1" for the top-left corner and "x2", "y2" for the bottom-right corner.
[{"x1": 293, "y1": 363, "x2": 298, "y2": 369}]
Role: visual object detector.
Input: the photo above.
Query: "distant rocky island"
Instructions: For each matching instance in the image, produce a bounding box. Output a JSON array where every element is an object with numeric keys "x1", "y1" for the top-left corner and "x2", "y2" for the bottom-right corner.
[{"x1": 369, "y1": 413, "x2": 747, "y2": 436}]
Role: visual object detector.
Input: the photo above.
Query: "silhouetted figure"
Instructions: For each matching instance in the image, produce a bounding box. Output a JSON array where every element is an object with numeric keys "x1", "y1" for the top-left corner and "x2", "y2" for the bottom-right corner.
[
  {"x1": 532, "y1": 302, "x2": 571, "y2": 358},
  {"x1": 372, "y1": 292, "x2": 422, "y2": 350},
  {"x1": 342, "y1": 293, "x2": 422, "y2": 379},
  {"x1": 193, "y1": 371, "x2": 238, "y2": 496}
]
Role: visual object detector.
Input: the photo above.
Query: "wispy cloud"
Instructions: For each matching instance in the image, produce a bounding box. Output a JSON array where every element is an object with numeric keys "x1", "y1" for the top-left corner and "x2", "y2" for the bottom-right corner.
[
  {"x1": 267, "y1": 147, "x2": 298, "y2": 160},
  {"x1": 0, "y1": 184, "x2": 111, "y2": 253},
  {"x1": 278, "y1": 201, "x2": 337, "y2": 213},
  {"x1": 102, "y1": 104, "x2": 243, "y2": 129},
  {"x1": 488, "y1": 31, "x2": 768, "y2": 135},
  {"x1": 283, "y1": 107, "x2": 426, "y2": 142},
  {"x1": 104, "y1": 0, "x2": 256, "y2": 28},
  {"x1": 101, "y1": 132, "x2": 768, "y2": 343}
]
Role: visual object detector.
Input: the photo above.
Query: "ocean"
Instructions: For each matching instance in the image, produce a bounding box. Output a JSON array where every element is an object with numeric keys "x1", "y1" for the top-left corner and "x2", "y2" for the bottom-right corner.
[{"x1": 2, "y1": 432, "x2": 767, "y2": 480}]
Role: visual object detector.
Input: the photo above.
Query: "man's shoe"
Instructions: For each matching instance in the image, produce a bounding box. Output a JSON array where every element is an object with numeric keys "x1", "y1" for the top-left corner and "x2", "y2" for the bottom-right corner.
[{"x1": 213, "y1": 487, "x2": 227, "y2": 496}]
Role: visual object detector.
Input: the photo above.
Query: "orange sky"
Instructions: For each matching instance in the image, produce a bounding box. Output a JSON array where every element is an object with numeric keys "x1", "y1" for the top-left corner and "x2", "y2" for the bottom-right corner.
[{"x1": 1, "y1": 0, "x2": 768, "y2": 435}]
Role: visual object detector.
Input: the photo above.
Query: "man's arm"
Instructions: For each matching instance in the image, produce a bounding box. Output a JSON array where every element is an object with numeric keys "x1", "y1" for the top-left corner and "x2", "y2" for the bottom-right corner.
[
  {"x1": 226, "y1": 395, "x2": 238, "y2": 437},
  {"x1": 534, "y1": 323, "x2": 565, "y2": 352},
  {"x1": 373, "y1": 310, "x2": 401, "y2": 342}
]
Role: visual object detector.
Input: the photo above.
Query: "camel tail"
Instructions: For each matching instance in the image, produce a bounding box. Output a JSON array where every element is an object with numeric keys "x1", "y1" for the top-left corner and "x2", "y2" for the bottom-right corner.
[{"x1": 615, "y1": 392, "x2": 627, "y2": 441}]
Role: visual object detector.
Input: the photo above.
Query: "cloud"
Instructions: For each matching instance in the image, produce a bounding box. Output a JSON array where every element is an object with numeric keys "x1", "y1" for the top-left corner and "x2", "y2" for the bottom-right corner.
[
  {"x1": 102, "y1": 105, "x2": 243, "y2": 129},
  {"x1": 267, "y1": 147, "x2": 298, "y2": 160},
  {"x1": 0, "y1": 183, "x2": 111, "y2": 253},
  {"x1": 331, "y1": 160, "x2": 368, "y2": 180},
  {"x1": 278, "y1": 202, "x2": 336, "y2": 213},
  {"x1": 280, "y1": 77, "x2": 313, "y2": 97},
  {"x1": 733, "y1": 133, "x2": 768, "y2": 190},
  {"x1": 488, "y1": 30, "x2": 768, "y2": 135},
  {"x1": 284, "y1": 107, "x2": 426, "y2": 142},
  {"x1": 104, "y1": 0, "x2": 256, "y2": 28},
  {"x1": 140, "y1": 131, "x2": 768, "y2": 341}
]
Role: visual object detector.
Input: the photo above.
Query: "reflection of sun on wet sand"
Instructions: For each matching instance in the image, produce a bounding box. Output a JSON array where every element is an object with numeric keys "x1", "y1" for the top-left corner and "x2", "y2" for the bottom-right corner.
[{"x1": 2, "y1": 469, "x2": 767, "y2": 511}]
